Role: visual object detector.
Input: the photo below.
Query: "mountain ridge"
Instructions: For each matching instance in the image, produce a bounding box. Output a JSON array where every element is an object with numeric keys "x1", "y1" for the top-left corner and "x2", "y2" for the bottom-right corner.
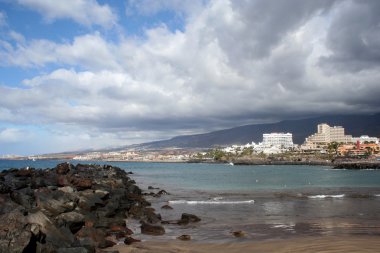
[{"x1": 130, "y1": 113, "x2": 380, "y2": 149}]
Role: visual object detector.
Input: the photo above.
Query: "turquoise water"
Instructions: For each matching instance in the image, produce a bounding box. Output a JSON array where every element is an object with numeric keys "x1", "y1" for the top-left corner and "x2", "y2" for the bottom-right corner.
[{"x1": 2, "y1": 160, "x2": 380, "y2": 191}]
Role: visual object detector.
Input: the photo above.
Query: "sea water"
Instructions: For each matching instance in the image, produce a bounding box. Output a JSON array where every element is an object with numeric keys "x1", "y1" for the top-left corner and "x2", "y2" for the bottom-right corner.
[{"x1": 1, "y1": 160, "x2": 380, "y2": 242}]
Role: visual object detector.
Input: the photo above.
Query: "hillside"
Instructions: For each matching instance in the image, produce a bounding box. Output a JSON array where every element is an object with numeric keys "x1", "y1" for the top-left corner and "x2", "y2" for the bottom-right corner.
[{"x1": 132, "y1": 113, "x2": 380, "y2": 149}]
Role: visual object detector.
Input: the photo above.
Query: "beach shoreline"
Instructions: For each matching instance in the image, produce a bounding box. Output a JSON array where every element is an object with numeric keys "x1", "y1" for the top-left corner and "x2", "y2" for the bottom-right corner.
[{"x1": 108, "y1": 235, "x2": 380, "y2": 253}]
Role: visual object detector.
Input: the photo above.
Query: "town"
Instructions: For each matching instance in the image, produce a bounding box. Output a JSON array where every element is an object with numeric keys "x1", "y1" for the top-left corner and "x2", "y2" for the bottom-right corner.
[{"x1": 7, "y1": 123, "x2": 379, "y2": 165}]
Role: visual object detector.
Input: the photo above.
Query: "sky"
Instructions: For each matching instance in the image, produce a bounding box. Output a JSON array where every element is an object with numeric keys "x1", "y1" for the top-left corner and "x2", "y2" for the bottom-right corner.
[{"x1": 0, "y1": 0, "x2": 380, "y2": 155}]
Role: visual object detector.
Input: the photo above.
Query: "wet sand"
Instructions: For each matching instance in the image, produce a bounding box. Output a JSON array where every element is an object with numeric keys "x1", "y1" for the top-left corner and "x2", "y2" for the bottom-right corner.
[{"x1": 109, "y1": 236, "x2": 380, "y2": 253}]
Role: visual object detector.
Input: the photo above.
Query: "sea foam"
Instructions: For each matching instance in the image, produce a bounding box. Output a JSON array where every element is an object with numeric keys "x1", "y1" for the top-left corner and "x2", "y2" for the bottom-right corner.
[
  {"x1": 308, "y1": 194, "x2": 345, "y2": 199},
  {"x1": 169, "y1": 199, "x2": 255, "y2": 205}
]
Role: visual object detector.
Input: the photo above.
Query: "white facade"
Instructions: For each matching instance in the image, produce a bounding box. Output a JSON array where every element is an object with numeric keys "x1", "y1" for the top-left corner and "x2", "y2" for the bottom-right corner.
[
  {"x1": 262, "y1": 133, "x2": 294, "y2": 148},
  {"x1": 305, "y1": 123, "x2": 352, "y2": 147},
  {"x1": 352, "y1": 135, "x2": 379, "y2": 144}
]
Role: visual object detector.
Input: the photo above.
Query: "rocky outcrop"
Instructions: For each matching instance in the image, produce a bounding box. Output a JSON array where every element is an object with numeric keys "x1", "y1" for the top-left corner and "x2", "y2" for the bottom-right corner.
[
  {"x1": 333, "y1": 162, "x2": 380, "y2": 170},
  {"x1": 0, "y1": 163, "x2": 162, "y2": 253}
]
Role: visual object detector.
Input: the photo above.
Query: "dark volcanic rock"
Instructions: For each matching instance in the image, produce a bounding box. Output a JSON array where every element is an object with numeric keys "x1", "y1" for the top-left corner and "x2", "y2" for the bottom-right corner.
[
  {"x1": 0, "y1": 210, "x2": 32, "y2": 253},
  {"x1": 56, "y1": 163, "x2": 73, "y2": 175},
  {"x1": 56, "y1": 211, "x2": 85, "y2": 234},
  {"x1": 178, "y1": 213, "x2": 201, "y2": 225},
  {"x1": 0, "y1": 162, "x2": 159, "y2": 252},
  {"x1": 124, "y1": 236, "x2": 141, "y2": 245},
  {"x1": 140, "y1": 222, "x2": 165, "y2": 235},
  {"x1": 0, "y1": 181, "x2": 11, "y2": 194},
  {"x1": 177, "y1": 234, "x2": 191, "y2": 241},
  {"x1": 161, "y1": 204, "x2": 173, "y2": 210}
]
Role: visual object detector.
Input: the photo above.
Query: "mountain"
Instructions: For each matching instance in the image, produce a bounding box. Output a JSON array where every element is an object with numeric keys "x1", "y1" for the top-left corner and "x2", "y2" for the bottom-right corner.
[{"x1": 131, "y1": 113, "x2": 380, "y2": 149}]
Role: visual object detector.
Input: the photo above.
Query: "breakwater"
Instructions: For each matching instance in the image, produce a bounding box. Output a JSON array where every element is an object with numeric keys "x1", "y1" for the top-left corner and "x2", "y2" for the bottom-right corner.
[{"x1": 0, "y1": 163, "x2": 165, "y2": 252}]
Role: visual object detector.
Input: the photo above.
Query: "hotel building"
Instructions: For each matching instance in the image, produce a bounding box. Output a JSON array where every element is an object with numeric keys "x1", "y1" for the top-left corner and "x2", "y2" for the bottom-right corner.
[
  {"x1": 262, "y1": 133, "x2": 294, "y2": 148},
  {"x1": 304, "y1": 123, "x2": 352, "y2": 148}
]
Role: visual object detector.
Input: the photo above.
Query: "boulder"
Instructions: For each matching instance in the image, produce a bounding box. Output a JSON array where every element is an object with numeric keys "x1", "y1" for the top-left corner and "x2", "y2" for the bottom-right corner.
[
  {"x1": 27, "y1": 211, "x2": 74, "y2": 248},
  {"x1": 35, "y1": 190, "x2": 77, "y2": 216},
  {"x1": 56, "y1": 211, "x2": 85, "y2": 234},
  {"x1": 161, "y1": 204, "x2": 173, "y2": 210},
  {"x1": 177, "y1": 234, "x2": 191, "y2": 241},
  {"x1": 0, "y1": 182, "x2": 11, "y2": 194},
  {"x1": 178, "y1": 213, "x2": 201, "y2": 225},
  {"x1": 71, "y1": 178, "x2": 93, "y2": 191},
  {"x1": 124, "y1": 236, "x2": 141, "y2": 245},
  {"x1": 0, "y1": 210, "x2": 32, "y2": 253},
  {"x1": 56, "y1": 163, "x2": 73, "y2": 175},
  {"x1": 140, "y1": 222, "x2": 165, "y2": 236},
  {"x1": 232, "y1": 230, "x2": 245, "y2": 237}
]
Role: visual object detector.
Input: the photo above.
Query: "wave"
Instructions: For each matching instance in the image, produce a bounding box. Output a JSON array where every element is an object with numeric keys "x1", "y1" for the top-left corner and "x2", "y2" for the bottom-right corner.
[
  {"x1": 308, "y1": 194, "x2": 345, "y2": 199},
  {"x1": 169, "y1": 199, "x2": 255, "y2": 205}
]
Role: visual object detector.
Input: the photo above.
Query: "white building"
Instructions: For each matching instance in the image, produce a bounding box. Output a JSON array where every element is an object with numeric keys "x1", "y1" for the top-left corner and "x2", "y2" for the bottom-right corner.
[
  {"x1": 304, "y1": 123, "x2": 352, "y2": 148},
  {"x1": 262, "y1": 133, "x2": 294, "y2": 148},
  {"x1": 352, "y1": 135, "x2": 379, "y2": 144}
]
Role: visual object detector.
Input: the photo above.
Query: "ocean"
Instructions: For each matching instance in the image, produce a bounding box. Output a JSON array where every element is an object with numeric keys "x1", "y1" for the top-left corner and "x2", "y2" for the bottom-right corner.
[{"x1": 1, "y1": 159, "x2": 380, "y2": 242}]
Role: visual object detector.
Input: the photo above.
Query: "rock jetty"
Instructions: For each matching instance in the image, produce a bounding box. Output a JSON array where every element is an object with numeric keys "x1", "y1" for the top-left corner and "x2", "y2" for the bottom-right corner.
[
  {"x1": 333, "y1": 162, "x2": 380, "y2": 170},
  {"x1": 0, "y1": 163, "x2": 163, "y2": 253}
]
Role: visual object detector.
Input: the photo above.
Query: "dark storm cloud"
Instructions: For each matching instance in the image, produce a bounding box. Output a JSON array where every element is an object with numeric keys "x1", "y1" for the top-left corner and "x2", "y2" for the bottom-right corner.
[{"x1": 320, "y1": 0, "x2": 380, "y2": 72}]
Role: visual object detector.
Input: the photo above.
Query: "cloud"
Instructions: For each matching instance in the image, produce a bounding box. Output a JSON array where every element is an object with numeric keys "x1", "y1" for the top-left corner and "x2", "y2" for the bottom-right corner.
[
  {"x1": 0, "y1": 128, "x2": 30, "y2": 143},
  {"x1": 0, "y1": 33, "x2": 119, "y2": 69},
  {"x1": 1, "y1": 0, "x2": 380, "y2": 153},
  {"x1": 320, "y1": 0, "x2": 380, "y2": 72},
  {"x1": 16, "y1": 0, "x2": 117, "y2": 27}
]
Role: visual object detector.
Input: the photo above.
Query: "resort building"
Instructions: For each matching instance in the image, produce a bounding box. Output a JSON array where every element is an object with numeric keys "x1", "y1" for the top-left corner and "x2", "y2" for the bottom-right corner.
[
  {"x1": 352, "y1": 135, "x2": 379, "y2": 144},
  {"x1": 262, "y1": 133, "x2": 294, "y2": 148},
  {"x1": 338, "y1": 142, "x2": 380, "y2": 157},
  {"x1": 304, "y1": 123, "x2": 352, "y2": 148}
]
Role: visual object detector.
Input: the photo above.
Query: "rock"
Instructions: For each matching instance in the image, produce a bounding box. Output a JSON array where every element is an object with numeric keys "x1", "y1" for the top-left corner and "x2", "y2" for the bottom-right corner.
[
  {"x1": 10, "y1": 190, "x2": 35, "y2": 210},
  {"x1": 0, "y1": 163, "x2": 150, "y2": 252},
  {"x1": 161, "y1": 204, "x2": 173, "y2": 210},
  {"x1": 148, "y1": 186, "x2": 159, "y2": 190},
  {"x1": 56, "y1": 211, "x2": 85, "y2": 234},
  {"x1": 177, "y1": 234, "x2": 191, "y2": 241},
  {"x1": 232, "y1": 230, "x2": 245, "y2": 237},
  {"x1": 154, "y1": 189, "x2": 169, "y2": 197},
  {"x1": 15, "y1": 168, "x2": 33, "y2": 177},
  {"x1": 0, "y1": 210, "x2": 32, "y2": 253},
  {"x1": 0, "y1": 181, "x2": 11, "y2": 194},
  {"x1": 124, "y1": 236, "x2": 141, "y2": 245},
  {"x1": 140, "y1": 222, "x2": 165, "y2": 236},
  {"x1": 94, "y1": 189, "x2": 109, "y2": 200},
  {"x1": 76, "y1": 226, "x2": 106, "y2": 249},
  {"x1": 107, "y1": 225, "x2": 133, "y2": 239},
  {"x1": 144, "y1": 209, "x2": 162, "y2": 224},
  {"x1": 35, "y1": 190, "x2": 77, "y2": 216},
  {"x1": 57, "y1": 247, "x2": 89, "y2": 253},
  {"x1": 27, "y1": 211, "x2": 74, "y2": 248},
  {"x1": 71, "y1": 178, "x2": 93, "y2": 191},
  {"x1": 59, "y1": 186, "x2": 75, "y2": 193},
  {"x1": 56, "y1": 163, "x2": 73, "y2": 175},
  {"x1": 178, "y1": 213, "x2": 201, "y2": 225},
  {"x1": 98, "y1": 239, "x2": 116, "y2": 249},
  {"x1": 77, "y1": 190, "x2": 104, "y2": 211}
]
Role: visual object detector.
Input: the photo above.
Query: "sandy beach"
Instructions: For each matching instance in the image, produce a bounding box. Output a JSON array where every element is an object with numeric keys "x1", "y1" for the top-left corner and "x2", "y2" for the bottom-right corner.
[{"x1": 109, "y1": 236, "x2": 380, "y2": 253}]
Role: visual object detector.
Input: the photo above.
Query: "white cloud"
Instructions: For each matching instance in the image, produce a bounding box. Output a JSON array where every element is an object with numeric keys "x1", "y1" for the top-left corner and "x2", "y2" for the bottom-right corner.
[
  {"x1": 0, "y1": 128, "x2": 30, "y2": 143},
  {"x1": 0, "y1": 33, "x2": 119, "y2": 69},
  {"x1": 16, "y1": 0, "x2": 117, "y2": 27}
]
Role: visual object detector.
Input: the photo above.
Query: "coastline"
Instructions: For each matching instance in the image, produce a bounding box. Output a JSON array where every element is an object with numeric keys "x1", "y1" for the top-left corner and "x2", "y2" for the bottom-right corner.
[{"x1": 109, "y1": 235, "x2": 380, "y2": 253}]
